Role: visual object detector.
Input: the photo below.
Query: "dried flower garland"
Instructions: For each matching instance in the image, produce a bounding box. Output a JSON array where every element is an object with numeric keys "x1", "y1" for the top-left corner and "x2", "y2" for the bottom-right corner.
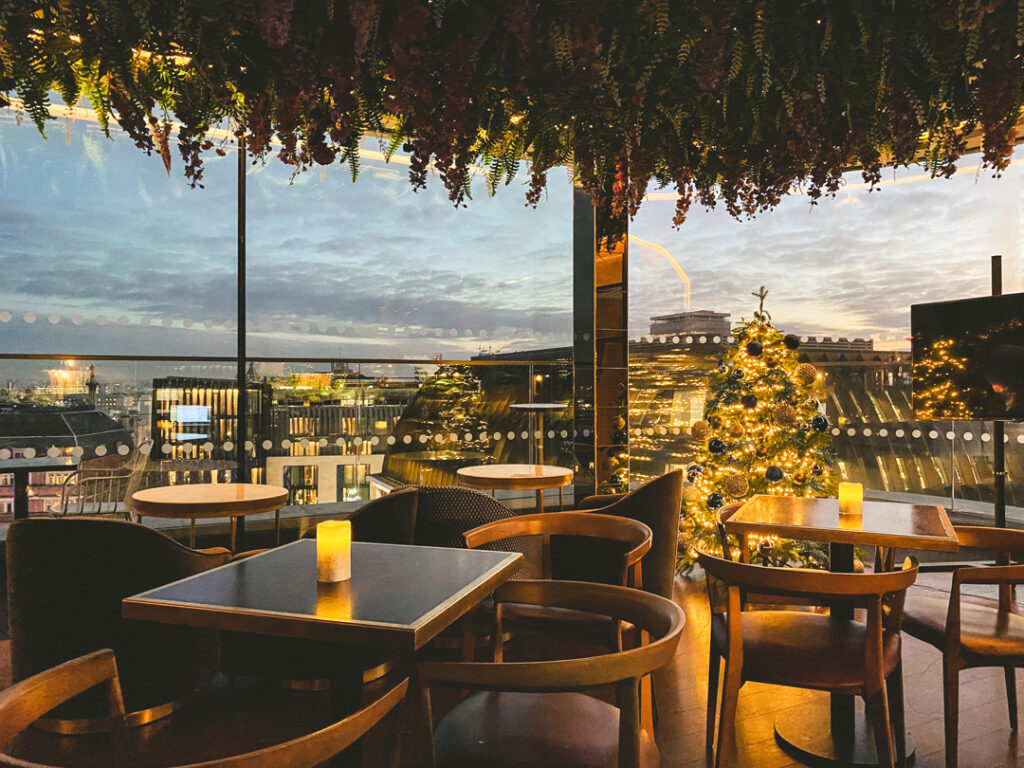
[{"x1": 1, "y1": 0, "x2": 1022, "y2": 233}]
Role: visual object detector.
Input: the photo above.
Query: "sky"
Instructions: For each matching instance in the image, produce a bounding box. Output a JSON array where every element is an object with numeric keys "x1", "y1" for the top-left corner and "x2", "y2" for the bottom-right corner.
[{"x1": 1, "y1": 105, "x2": 1023, "y2": 385}]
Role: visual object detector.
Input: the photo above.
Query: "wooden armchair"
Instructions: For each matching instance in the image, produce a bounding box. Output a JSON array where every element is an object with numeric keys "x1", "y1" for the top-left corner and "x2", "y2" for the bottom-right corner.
[
  {"x1": 412, "y1": 579, "x2": 685, "y2": 768},
  {"x1": 0, "y1": 649, "x2": 407, "y2": 768},
  {"x1": 53, "y1": 440, "x2": 151, "y2": 520},
  {"x1": 699, "y1": 550, "x2": 919, "y2": 768},
  {"x1": 901, "y1": 525, "x2": 1024, "y2": 768}
]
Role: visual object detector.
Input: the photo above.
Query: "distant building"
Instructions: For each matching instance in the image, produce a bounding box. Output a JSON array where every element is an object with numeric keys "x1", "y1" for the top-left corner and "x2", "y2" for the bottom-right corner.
[
  {"x1": 151, "y1": 377, "x2": 271, "y2": 462},
  {"x1": 649, "y1": 310, "x2": 731, "y2": 339}
]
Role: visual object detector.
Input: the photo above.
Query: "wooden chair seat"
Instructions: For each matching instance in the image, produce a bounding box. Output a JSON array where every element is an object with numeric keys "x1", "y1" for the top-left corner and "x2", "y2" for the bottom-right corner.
[
  {"x1": 711, "y1": 611, "x2": 901, "y2": 692},
  {"x1": 903, "y1": 585, "x2": 1024, "y2": 660},
  {"x1": 433, "y1": 691, "x2": 658, "y2": 768}
]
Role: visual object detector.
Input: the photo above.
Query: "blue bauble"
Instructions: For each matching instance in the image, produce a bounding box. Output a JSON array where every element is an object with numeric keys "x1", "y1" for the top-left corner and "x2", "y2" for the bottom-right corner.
[
  {"x1": 811, "y1": 414, "x2": 829, "y2": 432},
  {"x1": 708, "y1": 438, "x2": 726, "y2": 455},
  {"x1": 707, "y1": 493, "x2": 724, "y2": 509}
]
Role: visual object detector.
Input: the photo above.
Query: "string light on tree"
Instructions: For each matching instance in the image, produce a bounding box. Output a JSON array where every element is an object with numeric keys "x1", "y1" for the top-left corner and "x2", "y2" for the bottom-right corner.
[{"x1": 678, "y1": 287, "x2": 837, "y2": 570}]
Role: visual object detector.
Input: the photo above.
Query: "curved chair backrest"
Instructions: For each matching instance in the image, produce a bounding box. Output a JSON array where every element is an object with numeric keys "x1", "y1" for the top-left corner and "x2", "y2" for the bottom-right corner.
[
  {"x1": 698, "y1": 550, "x2": 919, "y2": 638},
  {"x1": 301, "y1": 488, "x2": 419, "y2": 545},
  {"x1": 0, "y1": 649, "x2": 408, "y2": 768},
  {"x1": 6, "y1": 518, "x2": 230, "y2": 719},
  {"x1": 57, "y1": 440, "x2": 152, "y2": 520},
  {"x1": 573, "y1": 470, "x2": 683, "y2": 599},
  {"x1": 418, "y1": 578, "x2": 684, "y2": 690},
  {"x1": 464, "y1": 511, "x2": 652, "y2": 587},
  {"x1": 954, "y1": 525, "x2": 1024, "y2": 559}
]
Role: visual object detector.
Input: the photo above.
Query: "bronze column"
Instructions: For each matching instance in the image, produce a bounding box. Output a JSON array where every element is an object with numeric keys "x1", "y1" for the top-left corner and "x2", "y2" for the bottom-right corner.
[{"x1": 572, "y1": 187, "x2": 629, "y2": 499}]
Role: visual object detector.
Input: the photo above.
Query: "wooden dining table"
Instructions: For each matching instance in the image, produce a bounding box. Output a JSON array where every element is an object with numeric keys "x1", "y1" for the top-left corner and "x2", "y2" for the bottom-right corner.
[
  {"x1": 457, "y1": 463, "x2": 573, "y2": 515},
  {"x1": 132, "y1": 482, "x2": 288, "y2": 551},
  {"x1": 123, "y1": 539, "x2": 523, "y2": 766},
  {"x1": 723, "y1": 494, "x2": 959, "y2": 768}
]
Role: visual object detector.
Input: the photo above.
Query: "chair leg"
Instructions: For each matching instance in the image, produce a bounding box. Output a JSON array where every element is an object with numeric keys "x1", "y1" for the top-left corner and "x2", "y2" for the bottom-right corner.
[
  {"x1": 616, "y1": 679, "x2": 642, "y2": 768},
  {"x1": 887, "y1": 660, "x2": 907, "y2": 768},
  {"x1": 865, "y1": 686, "x2": 895, "y2": 768},
  {"x1": 706, "y1": 648, "x2": 721, "y2": 753},
  {"x1": 714, "y1": 657, "x2": 742, "y2": 768},
  {"x1": 1005, "y1": 667, "x2": 1018, "y2": 731},
  {"x1": 943, "y1": 656, "x2": 960, "y2": 768}
]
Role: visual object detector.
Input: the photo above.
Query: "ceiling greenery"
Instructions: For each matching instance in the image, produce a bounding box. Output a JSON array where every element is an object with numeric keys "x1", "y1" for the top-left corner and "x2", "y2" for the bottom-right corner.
[{"x1": 2, "y1": 0, "x2": 1023, "y2": 231}]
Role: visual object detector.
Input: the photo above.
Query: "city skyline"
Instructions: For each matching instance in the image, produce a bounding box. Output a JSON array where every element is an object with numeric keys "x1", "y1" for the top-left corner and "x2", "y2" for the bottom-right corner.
[{"x1": 2, "y1": 106, "x2": 1023, "y2": 388}]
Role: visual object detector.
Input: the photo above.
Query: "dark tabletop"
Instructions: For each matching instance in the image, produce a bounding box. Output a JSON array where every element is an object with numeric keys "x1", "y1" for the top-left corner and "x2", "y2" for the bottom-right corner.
[{"x1": 123, "y1": 540, "x2": 523, "y2": 651}]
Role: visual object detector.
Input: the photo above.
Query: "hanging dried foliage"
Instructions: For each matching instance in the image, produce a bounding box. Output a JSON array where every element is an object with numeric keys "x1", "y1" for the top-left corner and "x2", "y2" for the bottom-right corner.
[{"x1": 2, "y1": 0, "x2": 1023, "y2": 232}]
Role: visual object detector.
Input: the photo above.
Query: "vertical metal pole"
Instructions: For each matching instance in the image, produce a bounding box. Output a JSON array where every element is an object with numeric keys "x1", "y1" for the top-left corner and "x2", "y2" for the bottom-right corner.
[
  {"x1": 237, "y1": 134, "x2": 248, "y2": 476},
  {"x1": 993, "y1": 254, "x2": 1006, "y2": 527}
]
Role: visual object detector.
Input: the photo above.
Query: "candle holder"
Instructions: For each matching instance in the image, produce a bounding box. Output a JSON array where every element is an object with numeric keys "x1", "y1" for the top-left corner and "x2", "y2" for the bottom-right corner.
[
  {"x1": 316, "y1": 520, "x2": 352, "y2": 582},
  {"x1": 838, "y1": 482, "x2": 863, "y2": 518}
]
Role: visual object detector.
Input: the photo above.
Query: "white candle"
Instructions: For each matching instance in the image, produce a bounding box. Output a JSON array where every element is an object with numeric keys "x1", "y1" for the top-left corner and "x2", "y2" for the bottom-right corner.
[
  {"x1": 838, "y1": 482, "x2": 863, "y2": 517},
  {"x1": 317, "y1": 520, "x2": 352, "y2": 582}
]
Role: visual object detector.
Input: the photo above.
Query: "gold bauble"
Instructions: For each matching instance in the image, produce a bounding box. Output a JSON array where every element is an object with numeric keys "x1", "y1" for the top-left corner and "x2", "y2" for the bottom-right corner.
[
  {"x1": 728, "y1": 421, "x2": 745, "y2": 438},
  {"x1": 795, "y1": 363, "x2": 818, "y2": 386},
  {"x1": 755, "y1": 444, "x2": 767, "y2": 457},
  {"x1": 690, "y1": 420, "x2": 712, "y2": 440},
  {"x1": 774, "y1": 404, "x2": 798, "y2": 425},
  {"x1": 682, "y1": 486, "x2": 702, "y2": 504},
  {"x1": 724, "y1": 474, "x2": 749, "y2": 497},
  {"x1": 793, "y1": 471, "x2": 807, "y2": 486}
]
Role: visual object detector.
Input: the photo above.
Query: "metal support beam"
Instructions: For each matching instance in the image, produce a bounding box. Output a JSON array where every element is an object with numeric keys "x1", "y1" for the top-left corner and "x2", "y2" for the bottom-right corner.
[
  {"x1": 572, "y1": 188, "x2": 629, "y2": 498},
  {"x1": 992, "y1": 254, "x2": 1006, "y2": 528},
  {"x1": 236, "y1": 134, "x2": 249, "y2": 544}
]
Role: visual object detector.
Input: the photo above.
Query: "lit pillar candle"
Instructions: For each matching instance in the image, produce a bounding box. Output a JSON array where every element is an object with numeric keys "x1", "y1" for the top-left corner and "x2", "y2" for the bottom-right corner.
[
  {"x1": 317, "y1": 520, "x2": 352, "y2": 582},
  {"x1": 838, "y1": 482, "x2": 863, "y2": 517}
]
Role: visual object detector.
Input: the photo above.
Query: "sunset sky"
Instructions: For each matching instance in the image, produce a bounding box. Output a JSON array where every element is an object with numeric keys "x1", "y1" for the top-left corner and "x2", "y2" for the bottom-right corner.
[{"x1": 1, "y1": 106, "x2": 1022, "y2": 384}]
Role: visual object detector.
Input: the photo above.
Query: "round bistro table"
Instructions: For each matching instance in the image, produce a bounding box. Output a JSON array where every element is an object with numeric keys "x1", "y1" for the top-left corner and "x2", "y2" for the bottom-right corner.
[
  {"x1": 456, "y1": 463, "x2": 573, "y2": 515},
  {"x1": 132, "y1": 483, "x2": 289, "y2": 551}
]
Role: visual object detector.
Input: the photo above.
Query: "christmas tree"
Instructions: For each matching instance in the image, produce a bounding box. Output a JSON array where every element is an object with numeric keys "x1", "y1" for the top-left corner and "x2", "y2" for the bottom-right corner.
[{"x1": 678, "y1": 288, "x2": 837, "y2": 570}]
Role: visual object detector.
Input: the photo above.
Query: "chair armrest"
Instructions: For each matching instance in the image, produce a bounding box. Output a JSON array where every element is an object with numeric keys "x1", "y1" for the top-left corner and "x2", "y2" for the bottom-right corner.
[
  {"x1": 195, "y1": 546, "x2": 233, "y2": 558},
  {"x1": 230, "y1": 548, "x2": 270, "y2": 562},
  {"x1": 577, "y1": 493, "x2": 625, "y2": 510}
]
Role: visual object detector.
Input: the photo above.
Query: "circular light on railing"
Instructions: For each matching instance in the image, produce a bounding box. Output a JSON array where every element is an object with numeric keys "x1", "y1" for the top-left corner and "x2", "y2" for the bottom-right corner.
[
  {"x1": 507, "y1": 431, "x2": 516, "y2": 440},
  {"x1": 862, "y1": 428, "x2": 872, "y2": 436},
  {"x1": 262, "y1": 440, "x2": 273, "y2": 450},
  {"x1": 387, "y1": 435, "x2": 396, "y2": 445},
  {"x1": 0, "y1": 449, "x2": 10, "y2": 460},
  {"x1": 912, "y1": 430, "x2": 922, "y2": 438},
  {"x1": 945, "y1": 430, "x2": 955, "y2": 440},
  {"x1": 928, "y1": 430, "x2": 939, "y2": 439},
  {"x1": 0, "y1": 311, "x2": 10, "y2": 323},
  {"x1": 727, "y1": 336, "x2": 735, "y2": 343},
  {"x1": 831, "y1": 428, "x2": 841, "y2": 436},
  {"x1": 534, "y1": 430, "x2": 542, "y2": 439},
  {"x1": 878, "y1": 429, "x2": 888, "y2": 437},
  {"x1": 118, "y1": 444, "x2": 130, "y2": 455},
  {"x1": 23, "y1": 312, "x2": 36, "y2": 324},
  {"x1": 95, "y1": 315, "x2": 107, "y2": 325},
  {"x1": 713, "y1": 336, "x2": 721, "y2": 343},
  {"x1": 492, "y1": 431, "x2": 501, "y2": 441},
  {"x1": 895, "y1": 429, "x2": 905, "y2": 438},
  {"x1": 672, "y1": 427, "x2": 681, "y2": 434},
  {"x1": 846, "y1": 428, "x2": 856, "y2": 436},
  {"x1": 548, "y1": 430, "x2": 556, "y2": 439},
  {"x1": 685, "y1": 336, "x2": 693, "y2": 344},
  {"x1": 91, "y1": 445, "x2": 104, "y2": 457},
  {"x1": 47, "y1": 446, "x2": 60, "y2": 458},
  {"x1": 281, "y1": 439, "x2": 291, "y2": 449},
  {"x1": 658, "y1": 427, "x2": 667, "y2": 435},
  {"x1": 72, "y1": 446, "x2": 85, "y2": 457},
  {"x1": 981, "y1": 433, "x2": 991, "y2": 442},
  {"x1": 479, "y1": 432, "x2": 488, "y2": 442},
  {"x1": 371, "y1": 436, "x2": 380, "y2": 445},
  {"x1": 521, "y1": 431, "x2": 529, "y2": 440},
  {"x1": 583, "y1": 429, "x2": 591, "y2": 437},
  {"x1": 117, "y1": 316, "x2": 130, "y2": 326},
  {"x1": 963, "y1": 432, "x2": 974, "y2": 441},
  {"x1": 162, "y1": 317, "x2": 174, "y2": 327},
  {"x1": 699, "y1": 336, "x2": 707, "y2": 344},
  {"x1": 434, "y1": 434, "x2": 444, "y2": 443},
  {"x1": 353, "y1": 437, "x2": 363, "y2": 446},
  {"x1": 318, "y1": 438, "x2": 328, "y2": 448},
  {"x1": 1017, "y1": 435, "x2": 1024, "y2": 445},
  {"x1": 560, "y1": 430, "x2": 569, "y2": 438},
  {"x1": 223, "y1": 441, "x2": 234, "y2": 452},
  {"x1": 419, "y1": 434, "x2": 429, "y2": 444},
  {"x1": 161, "y1": 443, "x2": 172, "y2": 454},
  {"x1": 201, "y1": 441, "x2": 213, "y2": 452},
  {"x1": 672, "y1": 335, "x2": 680, "y2": 343},
  {"x1": 299, "y1": 438, "x2": 310, "y2": 448},
  {"x1": 47, "y1": 313, "x2": 60, "y2": 325}
]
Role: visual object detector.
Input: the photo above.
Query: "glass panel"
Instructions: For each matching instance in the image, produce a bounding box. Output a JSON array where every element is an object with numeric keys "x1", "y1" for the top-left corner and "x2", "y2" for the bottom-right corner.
[
  {"x1": 244, "y1": 149, "x2": 573, "y2": 359},
  {"x1": 629, "y1": 152, "x2": 1024, "y2": 525},
  {"x1": 0, "y1": 108, "x2": 237, "y2": 358}
]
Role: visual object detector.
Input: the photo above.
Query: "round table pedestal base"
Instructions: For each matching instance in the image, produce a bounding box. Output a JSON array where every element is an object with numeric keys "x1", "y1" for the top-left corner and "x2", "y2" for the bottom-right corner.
[{"x1": 774, "y1": 708, "x2": 915, "y2": 768}]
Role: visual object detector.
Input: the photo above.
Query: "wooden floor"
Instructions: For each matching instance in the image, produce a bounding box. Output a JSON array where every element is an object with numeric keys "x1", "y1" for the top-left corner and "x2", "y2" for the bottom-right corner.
[{"x1": 1, "y1": 576, "x2": 1023, "y2": 767}]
